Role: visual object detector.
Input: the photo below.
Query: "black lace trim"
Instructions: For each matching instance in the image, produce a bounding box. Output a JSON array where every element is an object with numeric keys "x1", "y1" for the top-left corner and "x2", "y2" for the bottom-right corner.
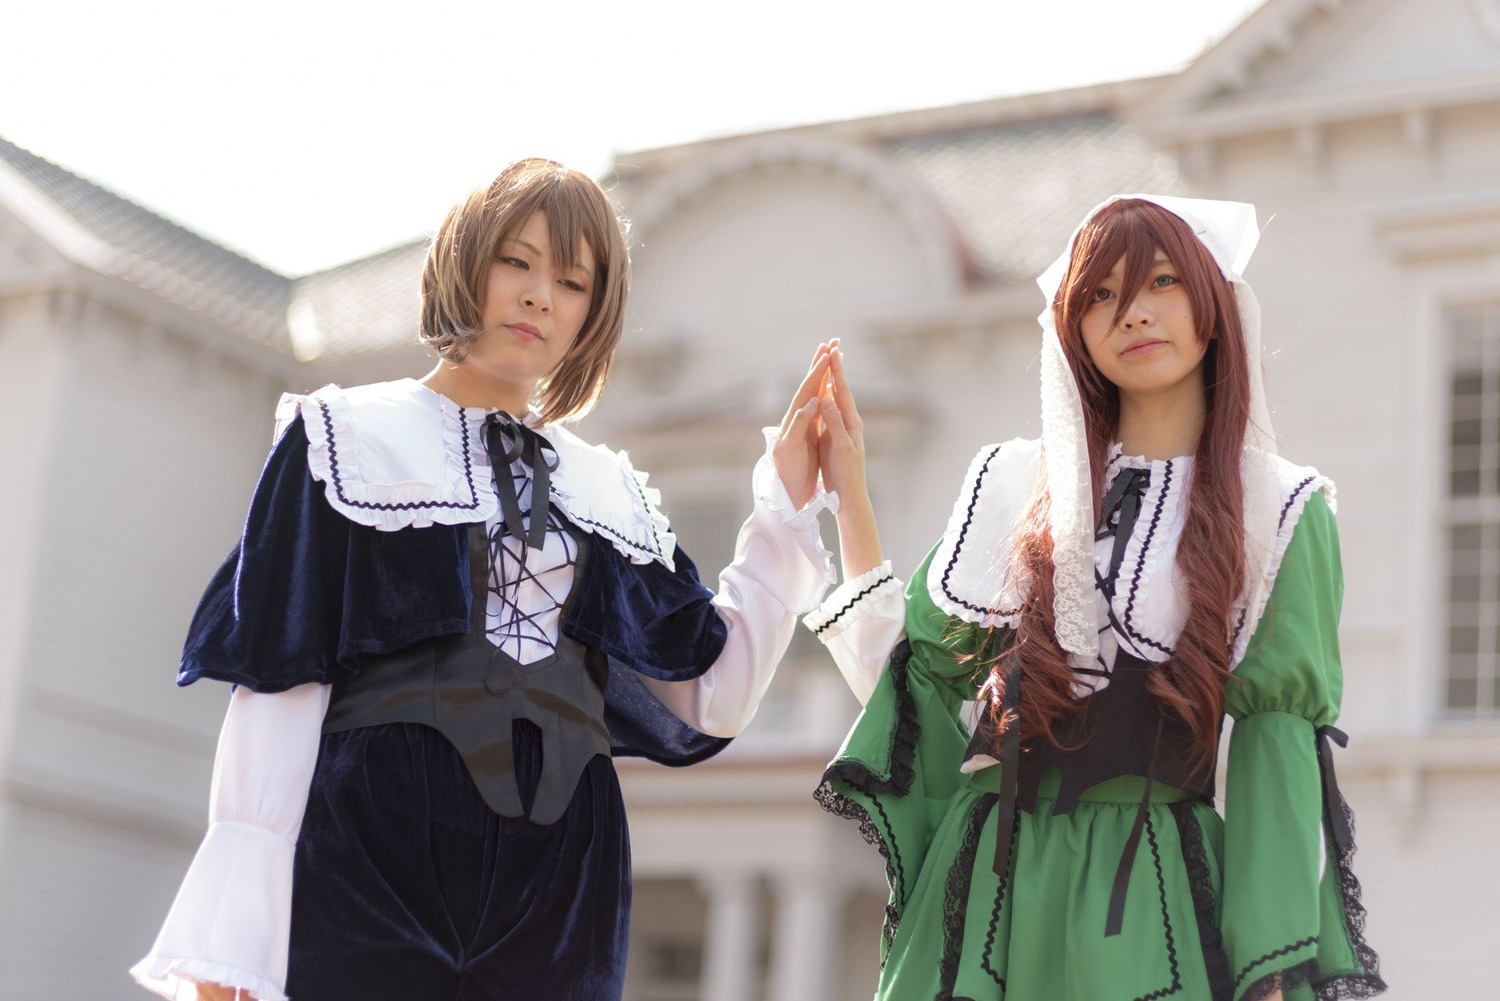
[
  {"x1": 812, "y1": 782, "x2": 903, "y2": 959},
  {"x1": 1240, "y1": 958, "x2": 1322, "y2": 1001},
  {"x1": 1168, "y1": 802, "x2": 1233, "y2": 1001},
  {"x1": 813, "y1": 639, "x2": 920, "y2": 960},
  {"x1": 935, "y1": 793, "x2": 996, "y2": 1001},
  {"x1": 1235, "y1": 936, "x2": 1317, "y2": 993},
  {"x1": 1315, "y1": 792, "x2": 1387, "y2": 1000},
  {"x1": 1230, "y1": 791, "x2": 1387, "y2": 1000},
  {"x1": 815, "y1": 573, "x2": 895, "y2": 635},
  {"x1": 317, "y1": 402, "x2": 484, "y2": 513}
]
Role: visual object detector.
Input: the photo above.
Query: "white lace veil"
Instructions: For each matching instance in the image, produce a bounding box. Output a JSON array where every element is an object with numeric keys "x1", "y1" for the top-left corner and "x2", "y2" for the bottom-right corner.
[{"x1": 1034, "y1": 194, "x2": 1281, "y2": 666}]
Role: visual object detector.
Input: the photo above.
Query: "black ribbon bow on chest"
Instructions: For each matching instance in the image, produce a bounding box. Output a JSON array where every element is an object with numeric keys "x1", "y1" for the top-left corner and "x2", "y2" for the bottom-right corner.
[
  {"x1": 1095, "y1": 466, "x2": 1151, "y2": 600},
  {"x1": 483, "y1": 412, "x2": 560, "y2": 551}
]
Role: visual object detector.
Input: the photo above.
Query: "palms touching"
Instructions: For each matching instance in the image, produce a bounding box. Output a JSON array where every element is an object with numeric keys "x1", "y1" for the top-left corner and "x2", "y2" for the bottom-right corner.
[{"x1": 773, "y1": 340, "x2": 882, "y2": 581}]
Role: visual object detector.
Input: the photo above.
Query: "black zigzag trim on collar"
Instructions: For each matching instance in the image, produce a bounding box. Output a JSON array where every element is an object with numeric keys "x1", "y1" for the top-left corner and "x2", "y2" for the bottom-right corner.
[
  {"x1": 318, "y1": 401, "x2": 483, "y2": 513},
  {"x1": 1120, "y1": 458, "x2": 1175, "y2": 657},
  {"x1": 1278, "y1": 476, "x2": 1319, "y2": 531},
  {"x1": 567, "y1": 513, "x2": 667, "y2": 564},
  {"x1": 1230, "y1": 476, "x2": 1319, "y2": 654},
  {"x1": 940, "y1": 445, "x2": 1023, "y2": 618}
]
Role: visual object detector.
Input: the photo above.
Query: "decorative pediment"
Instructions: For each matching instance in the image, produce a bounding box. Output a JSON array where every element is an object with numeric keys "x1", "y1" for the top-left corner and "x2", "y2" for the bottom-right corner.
[{"x1": 1132, "y1": 0, "x2": 1500, "y2": 142}]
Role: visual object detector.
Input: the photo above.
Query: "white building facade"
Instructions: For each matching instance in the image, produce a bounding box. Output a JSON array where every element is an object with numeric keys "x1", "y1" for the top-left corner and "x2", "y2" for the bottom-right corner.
[{"x1": 0, "y1": 0, "x2": 1495, "y2": 997}]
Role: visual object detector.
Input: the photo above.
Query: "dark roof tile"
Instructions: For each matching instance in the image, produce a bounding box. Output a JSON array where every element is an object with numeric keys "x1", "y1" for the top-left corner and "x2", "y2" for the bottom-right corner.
[{"x1": 0, "y1": 135, "x2": 291, "y2": 344}]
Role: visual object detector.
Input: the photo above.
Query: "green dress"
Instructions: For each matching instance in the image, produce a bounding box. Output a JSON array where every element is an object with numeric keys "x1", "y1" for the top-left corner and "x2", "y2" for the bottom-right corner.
[{"x1": 816, "y1": 492, "x2": 1384, "y2": 1001}]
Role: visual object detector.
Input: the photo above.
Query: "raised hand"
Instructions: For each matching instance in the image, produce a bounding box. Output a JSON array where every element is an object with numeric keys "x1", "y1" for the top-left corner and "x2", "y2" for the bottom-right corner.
[
  {"x1": 817, "y1": 342, "x2": 884, "y2": 580},
  {"x1": 773, "y1": 343, "x2": 833, "y2": 509},
  {"x1": 816, "y1": 343, "x2": 867, "y2": 503}
]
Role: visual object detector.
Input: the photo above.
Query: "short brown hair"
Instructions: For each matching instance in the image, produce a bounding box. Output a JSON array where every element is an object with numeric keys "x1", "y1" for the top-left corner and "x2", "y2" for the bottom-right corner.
[{"x1": 419, "y1": 158, "x2": 630, "y2": 424}]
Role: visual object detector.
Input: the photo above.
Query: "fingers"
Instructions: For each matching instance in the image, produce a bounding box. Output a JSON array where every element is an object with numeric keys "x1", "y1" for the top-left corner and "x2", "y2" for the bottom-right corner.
[
  {"x1": 785, "y1": 397, "x2": 819, "y2": 437},
  {"x1": 828, "y1": 344, "x2": 862, "y2": 431},
  {"x1": 781, "y1": 344, "x2": 832, "y2": 432}
]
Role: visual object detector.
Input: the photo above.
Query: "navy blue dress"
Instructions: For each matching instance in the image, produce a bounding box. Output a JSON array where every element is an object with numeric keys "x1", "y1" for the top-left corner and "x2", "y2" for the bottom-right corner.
[{"x1": 179, "y1": 417, "x2": 733, "y2": 1001}]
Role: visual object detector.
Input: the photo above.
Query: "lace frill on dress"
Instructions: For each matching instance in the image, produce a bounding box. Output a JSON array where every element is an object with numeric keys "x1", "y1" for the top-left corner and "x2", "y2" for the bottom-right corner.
[
  {"x1": 813, "y1": 639, "x2": 920, "y2": 961},
  {"x1": 1235, "y1": 792, "x2": 1386, "y2": 1001}
]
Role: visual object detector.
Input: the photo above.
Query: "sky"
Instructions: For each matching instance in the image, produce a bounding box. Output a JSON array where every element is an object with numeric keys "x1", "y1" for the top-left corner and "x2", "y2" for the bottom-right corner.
[{"x1": 3, "y1": 0, "x2": 1265, "y2": 275}]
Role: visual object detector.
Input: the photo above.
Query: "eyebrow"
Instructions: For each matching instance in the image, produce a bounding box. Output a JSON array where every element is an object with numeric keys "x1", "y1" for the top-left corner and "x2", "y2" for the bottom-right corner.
[{"x1": 505, "y1": 237, "x2": 595, "y2": 279}]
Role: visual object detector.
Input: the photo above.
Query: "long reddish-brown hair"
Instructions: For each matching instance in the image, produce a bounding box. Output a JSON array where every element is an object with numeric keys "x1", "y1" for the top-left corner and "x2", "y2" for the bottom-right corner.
[{"x1": 989, "y1": 198, "x2": 1250, "y2": 760}]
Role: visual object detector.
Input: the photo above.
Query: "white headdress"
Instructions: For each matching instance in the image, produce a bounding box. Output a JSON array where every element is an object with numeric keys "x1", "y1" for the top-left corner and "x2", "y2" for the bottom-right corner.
[{"x1": 1035, "y1": 194, "x2": 1282, "y2": 665}]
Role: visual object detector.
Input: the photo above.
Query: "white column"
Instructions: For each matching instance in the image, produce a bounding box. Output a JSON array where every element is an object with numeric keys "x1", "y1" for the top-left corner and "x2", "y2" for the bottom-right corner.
[
  {"x1": 701, "y1": 871, "x2": 760, "y2": 1001},
  {"x1": 766, "y1": 870, "x2": 843, "y2": 1001}
]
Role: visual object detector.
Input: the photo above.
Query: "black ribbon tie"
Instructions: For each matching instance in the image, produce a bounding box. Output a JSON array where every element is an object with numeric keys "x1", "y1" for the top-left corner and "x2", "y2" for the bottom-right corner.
[
  {"x1": 483, "y1": 413, "x2": 560, "y2": 551},
  {"x1": 1316, "y1": 725, "x2": 1353, "y2": 854}
]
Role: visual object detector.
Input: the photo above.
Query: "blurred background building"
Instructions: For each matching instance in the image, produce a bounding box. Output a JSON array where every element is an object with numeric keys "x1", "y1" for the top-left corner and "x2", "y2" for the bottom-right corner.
[{"x1": 2, "y1": 0, "x2": 1496, "y2": 996}]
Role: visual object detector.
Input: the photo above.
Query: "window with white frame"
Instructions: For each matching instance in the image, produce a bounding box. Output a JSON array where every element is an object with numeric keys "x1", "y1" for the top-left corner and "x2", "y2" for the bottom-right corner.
[{"x1": 1446, "y1": 302, "x2": 1500, "y2": 715}]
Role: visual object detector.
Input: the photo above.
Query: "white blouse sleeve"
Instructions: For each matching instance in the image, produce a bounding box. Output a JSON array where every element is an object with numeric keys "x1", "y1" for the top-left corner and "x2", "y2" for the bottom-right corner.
[
  {"x1": 802, "y1": 561, "x2": 907, "y2": 706},
  {"x1": 639, "y1": 432, "x2": 837, "y2": 737},
  {"x1": 131, "y1": 683, "x2": 330, "y2": 1001}
]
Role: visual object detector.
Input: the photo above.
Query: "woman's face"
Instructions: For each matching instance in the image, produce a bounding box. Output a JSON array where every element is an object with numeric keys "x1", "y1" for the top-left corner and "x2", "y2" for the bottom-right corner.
[
  {"x1": 1080, "y1": 247, "x2": 1208, "y2": 410},
  {"x1": 461, "y1": 209, "x2": 595, "y2": 411}
]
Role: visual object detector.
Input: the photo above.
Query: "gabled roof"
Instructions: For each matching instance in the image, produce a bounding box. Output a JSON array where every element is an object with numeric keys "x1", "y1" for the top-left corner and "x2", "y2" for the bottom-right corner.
[
  {"x1": 0, "y1": 136, "x2": 292, "y2": 345},
  {"x1": 881, "y1": 113, "x2": 1182, "y2": 282},
  {"x1": 613, "y1": 79, "x2": 1187, "y2": 285},
  {"x1": 1132, "y1": 0, "x2": 1500, "y2": 140},
  {"x1": 288, "y1": 239, "x2": 427, "y2": 361}
]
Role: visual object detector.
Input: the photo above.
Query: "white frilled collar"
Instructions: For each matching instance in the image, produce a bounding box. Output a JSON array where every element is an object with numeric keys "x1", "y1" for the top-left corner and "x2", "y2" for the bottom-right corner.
[
  {"x1": 927, "y1": 439, "x2": 1335, "y2": 677},
  {"x1": 273, "y1": 379, "x2": 677, "y2": 570}
]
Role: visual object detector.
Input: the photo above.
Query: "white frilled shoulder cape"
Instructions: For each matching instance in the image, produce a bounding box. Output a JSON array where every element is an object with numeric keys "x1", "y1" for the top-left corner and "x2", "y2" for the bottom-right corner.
[
  {"x1": 275, "y1": 377, "x2": 678, "y2": 569},
  {"x1": 927, "y1": 438, "x2": 1334, "y2": 672}
]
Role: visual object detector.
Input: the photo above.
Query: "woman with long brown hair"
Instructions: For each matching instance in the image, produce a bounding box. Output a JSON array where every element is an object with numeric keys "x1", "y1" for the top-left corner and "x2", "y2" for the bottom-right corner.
[{"x1": 806, "y1": 195, "x2": 1385, "y2": 1000}]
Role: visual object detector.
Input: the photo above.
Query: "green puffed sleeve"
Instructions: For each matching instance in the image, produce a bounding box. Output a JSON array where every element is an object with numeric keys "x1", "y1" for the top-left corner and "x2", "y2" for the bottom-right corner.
[
  {"x1": 815, "y1": 544, "x2": 993, "y2": 955},
  {"x1": 1221, "y1": 490, "x2": 1384, "y2": 1000}
]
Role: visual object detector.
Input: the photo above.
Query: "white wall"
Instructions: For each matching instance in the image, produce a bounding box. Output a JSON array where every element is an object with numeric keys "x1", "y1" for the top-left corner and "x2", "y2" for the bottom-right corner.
[{"x1": 0, "y1": 277, "x2": 287, "y2": 998}]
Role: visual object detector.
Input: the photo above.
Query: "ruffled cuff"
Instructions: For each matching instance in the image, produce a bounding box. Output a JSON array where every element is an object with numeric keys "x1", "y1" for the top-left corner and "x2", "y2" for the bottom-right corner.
[
  {"x1": 758, "y1": 426, "x2": 840, "y2": 529},
  {"x1": 752, "y1": 429, "x2": 838, "y2": 604},
  {"x1": 804, "y1": 561, "x2": 902, "y2": 639},
  {"x1": 804, "y1": 561, "x2": 905, "y2": 706},
  {"x1": 131, "y1": 821, "x2": 296, "y2": 1001}
]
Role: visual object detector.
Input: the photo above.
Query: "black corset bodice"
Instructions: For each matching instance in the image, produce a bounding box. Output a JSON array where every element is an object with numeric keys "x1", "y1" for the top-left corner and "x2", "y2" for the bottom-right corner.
[
  {"x1": 1016, "y1": 651, "x2": 1218, "y2": 815},
  {"x1": 324, "y1": 522, "x2": 611, "y2": 825}
]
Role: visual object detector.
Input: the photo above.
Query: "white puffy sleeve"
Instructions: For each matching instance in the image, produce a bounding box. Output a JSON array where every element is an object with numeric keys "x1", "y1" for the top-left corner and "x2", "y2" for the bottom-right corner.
[
  {"x1": 639, "y1": 430, "x2": 838, "y2": 736},
  {"x1": 131, "y1": 684, "x2": 330, "y2": 1001}
]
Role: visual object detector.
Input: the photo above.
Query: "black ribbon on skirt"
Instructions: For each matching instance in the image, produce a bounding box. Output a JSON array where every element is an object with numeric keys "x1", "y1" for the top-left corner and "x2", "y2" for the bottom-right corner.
[
  {"x1": 988, "y1": 465, "x2": 1163, "y2": 936},
  {"x1": 991, "y1": 663, "x2": 1023, "y2": 885},
  {"x1": 483, "y1": 413, "x2": 559, "y2": 551}
]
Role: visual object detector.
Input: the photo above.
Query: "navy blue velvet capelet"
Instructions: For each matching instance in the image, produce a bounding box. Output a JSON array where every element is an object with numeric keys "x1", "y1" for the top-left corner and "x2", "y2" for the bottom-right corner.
[{"x1": 178, "y1": 413, "x2": 731, "y2": 767}]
